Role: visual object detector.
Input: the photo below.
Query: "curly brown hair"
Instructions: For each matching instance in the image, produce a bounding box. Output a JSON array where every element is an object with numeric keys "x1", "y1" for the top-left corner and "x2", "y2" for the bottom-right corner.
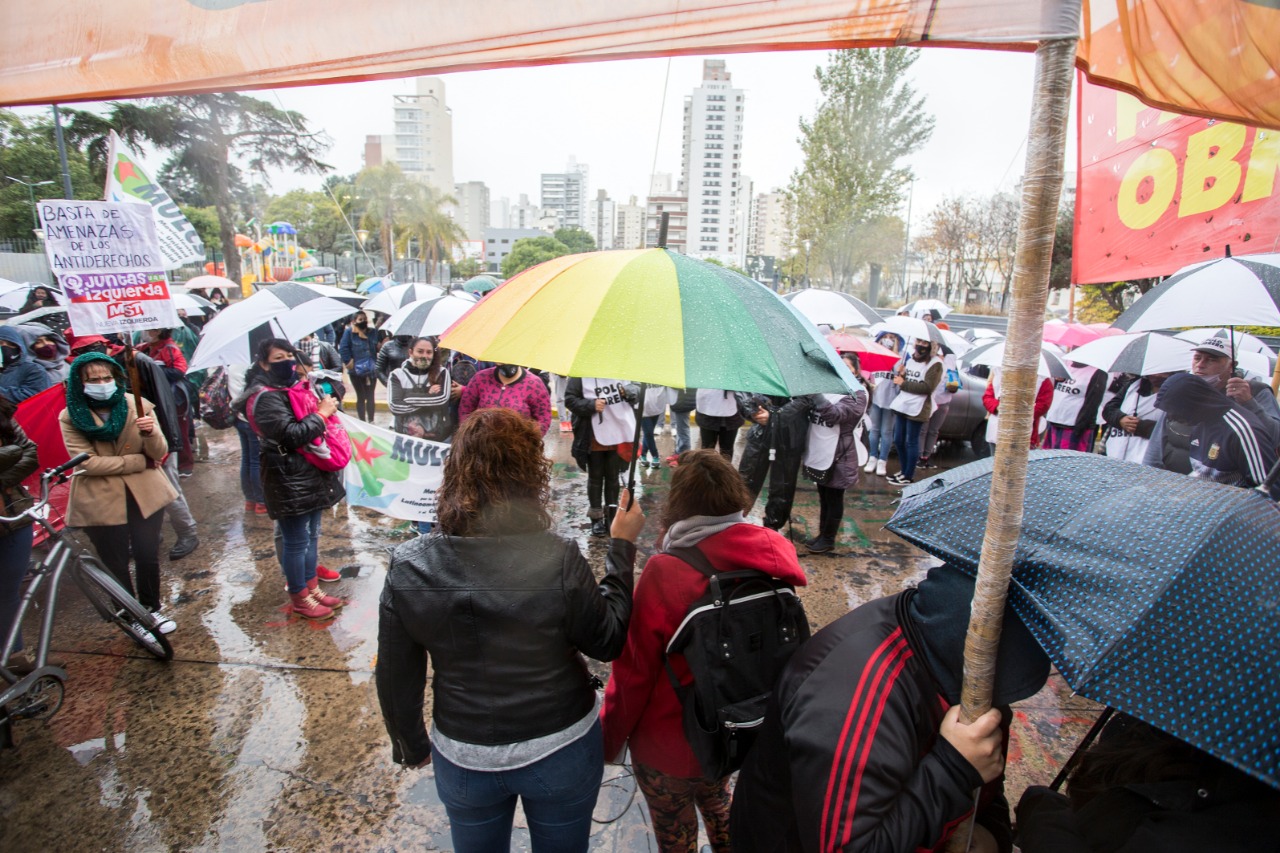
[
  {"x1": 660, "y1": 449, "x2": 753, "y2": 530},
  {"x1": 435, "y1": 407, "x2": 553, "y2": 536}
]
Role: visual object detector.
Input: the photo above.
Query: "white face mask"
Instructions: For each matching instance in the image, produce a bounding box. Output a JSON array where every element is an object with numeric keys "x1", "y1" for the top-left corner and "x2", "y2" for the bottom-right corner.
[{"x1": 83, "y1": 381, "x2": 117, "y2": 401}]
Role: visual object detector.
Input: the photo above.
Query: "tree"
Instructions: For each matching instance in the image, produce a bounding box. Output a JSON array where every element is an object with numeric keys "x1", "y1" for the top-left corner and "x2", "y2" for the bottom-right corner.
[
  {"x1": 399, "y1": 184, "x2": 465, "y2": 275},
  {"x1": 453, "y1": 257, "x2": 482, "y2": 279},
  {"x1": 64, "y1": 94, "x2": 331, "y2": 283},
  {"x1": 0, "y1": 110, "x2": 97, "y2": 242},
  {"x1": 502, "y1": 236, "x2": 570, "y2": 277},
  {"x1": 179, "y1": 205, "x2": 221, "y2": 253},
  {"x1": 354, "y1": 164, "x2": 419, "y2": 274},
  {"x1": 554, "y1": 227, "x2": 596, "y2": 254},
  {"x1": 788, "y1": 49, "x2": 934, "y2": 291}
]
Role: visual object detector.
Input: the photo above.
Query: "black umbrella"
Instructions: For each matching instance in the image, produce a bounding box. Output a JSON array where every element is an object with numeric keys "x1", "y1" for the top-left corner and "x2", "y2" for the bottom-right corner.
[{"x1": 886, "y1": 451, "x2": 1280, "y2": 788}]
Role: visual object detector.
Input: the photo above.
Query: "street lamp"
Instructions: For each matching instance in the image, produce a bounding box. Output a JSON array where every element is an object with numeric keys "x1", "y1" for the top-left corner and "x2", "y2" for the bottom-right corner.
[
  {"x1": 789, "y1": 246, "x2": 799, "y2": 291},
  {"x1": 6, "y1": 176, "x2": 55, "y2": 233},
  {"x1": 803, "y1": 239, "x2": 812, "y2": 289}
]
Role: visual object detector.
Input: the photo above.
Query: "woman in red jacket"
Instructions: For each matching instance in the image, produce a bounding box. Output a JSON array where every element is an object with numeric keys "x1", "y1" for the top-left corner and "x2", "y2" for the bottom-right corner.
[
  {"x1": 982, "y1": 367, "x2": 1054, "y2": 453},
  {"x1": 601, "y1": 450, "x2": 807, "y2": 852}
]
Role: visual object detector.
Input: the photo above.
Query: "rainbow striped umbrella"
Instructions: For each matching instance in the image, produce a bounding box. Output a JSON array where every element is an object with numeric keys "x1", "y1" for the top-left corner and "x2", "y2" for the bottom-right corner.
[{"x1": 439, "y1": 249, "x2": 856, "y2": 396}]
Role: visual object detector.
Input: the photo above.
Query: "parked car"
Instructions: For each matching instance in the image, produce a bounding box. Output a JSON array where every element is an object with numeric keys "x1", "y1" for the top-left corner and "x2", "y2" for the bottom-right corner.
[{"x1": 937, "y1": 369, "x2": 990, "y2": 457}]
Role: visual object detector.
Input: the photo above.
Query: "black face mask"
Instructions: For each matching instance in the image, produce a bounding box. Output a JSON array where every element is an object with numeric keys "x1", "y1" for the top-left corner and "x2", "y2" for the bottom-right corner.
[
  {"x1": 269, "y1": 360, "x2": 298, "y2": 384},
  {"x1": 913, "y1": 347, "x2": 931, "y2": 361},
  {"x1": 497, "y1": 364, "x2": 520, "y2": 379},
  {"x1": 1, "y1": 346, "x2": 19, "y2": 367}
]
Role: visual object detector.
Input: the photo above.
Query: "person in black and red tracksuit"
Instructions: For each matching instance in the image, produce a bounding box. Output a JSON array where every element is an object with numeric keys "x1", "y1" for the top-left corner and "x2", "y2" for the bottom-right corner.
[{"x1": 730, "y1": 563, "x2": 1050, "y2": 853}]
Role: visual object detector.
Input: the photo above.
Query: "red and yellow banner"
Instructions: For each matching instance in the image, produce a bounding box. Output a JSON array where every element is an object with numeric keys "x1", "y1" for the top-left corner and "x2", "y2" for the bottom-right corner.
[{"x1": 1073, "y1": 78, "x2": 1280, "y2": 284}]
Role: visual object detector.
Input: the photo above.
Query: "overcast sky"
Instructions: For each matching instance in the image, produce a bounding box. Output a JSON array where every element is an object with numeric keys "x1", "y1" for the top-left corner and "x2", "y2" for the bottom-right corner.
[
  {"x1": 262, "y1": 47, "x2": 1077, "y2": 231},
  {"x1": 23, "y1": 47, "x2": 1078, "y2": 232}
]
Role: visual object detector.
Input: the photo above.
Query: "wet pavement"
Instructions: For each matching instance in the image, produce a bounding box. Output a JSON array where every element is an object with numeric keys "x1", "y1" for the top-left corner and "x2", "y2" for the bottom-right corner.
[{"x1": 0, "y1": 419, "x2": 1100, "y2": 851}]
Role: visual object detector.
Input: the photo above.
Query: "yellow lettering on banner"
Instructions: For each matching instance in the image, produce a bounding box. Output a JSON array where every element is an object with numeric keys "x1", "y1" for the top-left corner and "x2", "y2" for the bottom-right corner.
[
  {"x1": 1242, "y1": 130, "x2": 1280, "y2": 203},
  {"x1": 1179, "y1": 123, "x2": 1246, "y2": 217},
  {"x1": 1115, "y1": 92, "x2": 1181, "y2": 143},
  {"x1": 1118, "y1": 148, "x2": 1178, "y2": 230}
]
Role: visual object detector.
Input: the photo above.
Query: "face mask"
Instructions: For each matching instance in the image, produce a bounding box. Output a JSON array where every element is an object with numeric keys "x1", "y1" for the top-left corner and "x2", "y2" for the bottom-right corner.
[
  {"x1": 269, "y1": 360, "x2": 297, "y2": 383},
  {"x1": 32, "y1": 344, "x2": 56, "y2": 359},
  {"x1": 83, "y1": 381, "x2": 117, "y2": 401},
  {"x1": 412, "y1": 356, "x2": 432, "y2": 369},
  {"x1": 913, "y1": 348, "x2": 930, "y2": 361},
  {"x1": 1, "y1": 347, "x2": 18, "y2": 367},
  {"x1": 497, "y1": 364, "x2": 520, "y2": 379},
  {"x1": 354, "y1": 319, "x2": 368, "y2": 329}
]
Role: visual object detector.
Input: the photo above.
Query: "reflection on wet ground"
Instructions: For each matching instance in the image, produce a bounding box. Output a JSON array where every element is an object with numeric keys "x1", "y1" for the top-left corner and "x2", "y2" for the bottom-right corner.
[{"x1": 0, "y1": 422, "x2": 1098, "y2": 851}]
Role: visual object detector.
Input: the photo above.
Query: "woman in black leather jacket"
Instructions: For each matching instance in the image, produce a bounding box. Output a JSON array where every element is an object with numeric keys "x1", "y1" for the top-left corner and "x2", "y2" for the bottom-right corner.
[
  {"x1": 376, "y1": 406, "x2": 645, "y2": 853},
  {"x1": 235, "y1": 338, "x2": 345, "y2": 621}
]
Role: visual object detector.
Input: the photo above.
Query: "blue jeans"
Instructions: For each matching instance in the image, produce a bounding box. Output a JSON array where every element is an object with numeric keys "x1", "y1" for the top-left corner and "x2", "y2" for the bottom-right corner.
[
  {"x1": 640, "y1": 415, "x2": 660, "y2": 459},
  {"x1": 893, "y1": 416, "x2": 925, "y2": 480},
  {"x1": 672, "y1": 409, "x2": 692, "y2": 455},
  {"x1": 235, "y1": 420, "x2": 263, "y2": 504},
  {"x1": 432, "y1": 719, "x2": 604, "y2": 853},
  {"x1": 0, "y1": 525, "x2": 34, "y2": 657},
  {"x1": 277, "y1": 509, "x2": 323, "y2": 594},
  {"x1": 868, "y1": 404, "x2": 895, "y2": 461}
]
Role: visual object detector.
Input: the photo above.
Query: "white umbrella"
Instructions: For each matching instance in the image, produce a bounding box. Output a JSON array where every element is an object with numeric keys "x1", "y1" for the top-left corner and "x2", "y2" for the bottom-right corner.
[
  {"x1": 961, "y1": 338, "x2": 1070, "y2": 380},
  {"x1": 961, "y1": 327, "x2": 1005, "y2": 343},
  {"x1": 1067, "y1": 332, "x2": 1194, "y2": 376},
  {"x1": 872, "y1": 315, "x2": 944, "y2": 345},
  {"x1": 381, "y1": 295, "x2": 480, "y2": 339},
  {"x1": 1113, "y1": 253, "x2": 1280, "y2": 332},
  {"x1": 901, "y1": 298, "x2": 953, "y2": 319},
  {"x1": 1173, "y1": 327, "x2": 1275, "y2": 357},
  {"x1": 171, "y1": 292, "x2": 213, "y2": 316},
  {"x1": 362, "y1": 283, "x2": 448, "y2": 316},
  {"x1": 188, "y1": 282, "x2": 363, "y2": 372},
  {"x1": 781, "y1": 289, "x2": 880, "y2": 327},
  {"x1": 1236, "y1": 350, "x2": 1276, "y2": 381},
  {"x1": 0, "y1": 280, "x2": 61, "y2": 312},
  {"x1": 937, "y1": 328, "x2": 973, "y2": 356},
  {"x1": 180, "y1": 275, "x2": 238, "y2": 294}
]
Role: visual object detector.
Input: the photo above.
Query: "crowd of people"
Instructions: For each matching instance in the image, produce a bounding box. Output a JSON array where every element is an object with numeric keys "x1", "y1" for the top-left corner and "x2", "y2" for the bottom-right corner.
[{"x1": 1, "y1": 281, "x2": 1276, "y2": 853}]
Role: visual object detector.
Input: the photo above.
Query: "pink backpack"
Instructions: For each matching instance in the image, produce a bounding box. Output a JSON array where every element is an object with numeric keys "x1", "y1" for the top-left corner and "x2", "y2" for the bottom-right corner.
[{"x1": 247, "y1": 382, "x2": 352, "y2": 472}]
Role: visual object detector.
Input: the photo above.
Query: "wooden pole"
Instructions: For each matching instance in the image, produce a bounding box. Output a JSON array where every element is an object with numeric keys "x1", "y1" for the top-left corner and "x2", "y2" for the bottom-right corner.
[{"x1": 122, "y1": 342, "x2": 147, "y2": 414}]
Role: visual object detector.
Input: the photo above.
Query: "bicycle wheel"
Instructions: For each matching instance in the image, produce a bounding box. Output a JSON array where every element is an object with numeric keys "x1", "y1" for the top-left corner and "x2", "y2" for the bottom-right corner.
[{"x1": 73, "y1": 557, "x2": 173, "y2": 661}]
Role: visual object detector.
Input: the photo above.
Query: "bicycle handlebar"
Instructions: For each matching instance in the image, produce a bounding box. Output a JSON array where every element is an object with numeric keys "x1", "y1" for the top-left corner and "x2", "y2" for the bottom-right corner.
[
  {"x1": 50, "y1": 453, "x2": 90, "y2": 479},
  {"x1": 0, "y1": 454, "x2": 90, "y2": 524}
]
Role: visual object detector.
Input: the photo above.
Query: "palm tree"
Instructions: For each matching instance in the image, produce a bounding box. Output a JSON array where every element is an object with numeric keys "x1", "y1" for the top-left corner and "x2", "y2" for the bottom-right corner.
[
  {"x1": 399, "y1": 185, "x2": 465, "y2": 281},
  {"x1": 355, "y1": 164, "x2": 420, "y2": 275},
  {"x1": 63, "y1": 95, "x2": 331, "y2": 284}
]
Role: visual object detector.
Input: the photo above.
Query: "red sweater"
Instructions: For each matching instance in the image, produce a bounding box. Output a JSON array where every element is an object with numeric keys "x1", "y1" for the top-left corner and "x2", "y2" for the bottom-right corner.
[
  {"x1": 600, "y1": 522, "x2": 808, "y2": 778},
  {"x1": 983, "y1": 376, "x2": 1053, "y2": 448}
]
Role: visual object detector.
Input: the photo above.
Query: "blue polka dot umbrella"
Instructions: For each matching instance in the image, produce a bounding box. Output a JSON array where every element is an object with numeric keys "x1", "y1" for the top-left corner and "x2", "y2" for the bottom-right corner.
[{"x1": 886, "y1": 450, "x2": 1280, "y2": 789}]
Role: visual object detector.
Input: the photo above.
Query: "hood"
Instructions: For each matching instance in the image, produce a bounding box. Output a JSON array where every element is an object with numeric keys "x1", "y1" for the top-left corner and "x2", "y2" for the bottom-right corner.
[
  {"x1": 0, "y1": 326, "x2": 34, "y2": 364},
  {"x1": 14, "y1": 324, "x2": 69, "y2": 363},
  {"x1": 1155, "y1": 372, "x2": 1230, "y2": 424},
  {"x1": 689, "y1": 521, "x2": 809, "y2": 587},
  {"x1": 907, "y1": 563, "x2": 1049, "y2": 706}
]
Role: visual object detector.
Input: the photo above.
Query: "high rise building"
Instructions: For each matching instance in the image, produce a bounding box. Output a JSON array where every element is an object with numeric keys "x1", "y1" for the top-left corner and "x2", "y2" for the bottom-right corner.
[
  {"x1": 680, "y1": 60, "x2": 746, "y2": 265},
  {"x1": 454, "y1": 181, "x2": 490, "y2": 241},
  {"x1": 749, "y1": 189, "x2": 791, "y2": 259},
  {"x1": 510, "y1": 194, "x2": 542, "y2": 230},
  {"x1": 615, "y1": 195, "x2": 646, "y2": 250},
  {"x1": 645, "y1": 193, "x2": 688, "y2": 253},
  {"x1": 383, "y1": 77, "x2": 455, "y2": 197},
  {"x1": 541, "y1": 156, "x2": 589, "y2": 231},
  {"x1": 587, "y1": 190, "x2": 616, "y2": 250}
]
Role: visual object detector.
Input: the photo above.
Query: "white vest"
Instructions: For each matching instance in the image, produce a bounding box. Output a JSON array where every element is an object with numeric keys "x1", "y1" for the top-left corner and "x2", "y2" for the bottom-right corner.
[
  {"x1": 1047, "y1": 363, "x2": 1098, "y2": 426},
  {"x1": 696, "y1": 388, "x2": 738, "y2": 417},
  {"x1": 1105, "y1": 381, "x2": 1159, "y2": 463},
  {"x1": 584, "y1": 378, "x2": 636, "y2": 445},
  {"x1": 803, "y1": 394, "x2": 844, "y2": 470},
  {"x1": 889, "y1": 355, "x2": 940, "y2": 418}
]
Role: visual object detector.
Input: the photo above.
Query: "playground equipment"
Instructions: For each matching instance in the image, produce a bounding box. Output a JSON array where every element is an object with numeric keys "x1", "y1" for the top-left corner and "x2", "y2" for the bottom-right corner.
[{"x1": 236, "y1": 221, "x2": 318, "y2": 289}]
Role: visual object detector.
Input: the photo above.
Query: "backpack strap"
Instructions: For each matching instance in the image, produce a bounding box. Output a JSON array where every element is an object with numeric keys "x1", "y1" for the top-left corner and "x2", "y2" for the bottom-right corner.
[{"x1": 664, "y1": 544, "x2": 720, "y2": 578}]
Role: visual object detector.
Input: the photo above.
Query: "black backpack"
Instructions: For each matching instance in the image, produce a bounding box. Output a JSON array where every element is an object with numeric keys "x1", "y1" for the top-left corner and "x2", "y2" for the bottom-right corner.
[{"x1": 664, "y1": 544, "x2": 810, "y2": 780}]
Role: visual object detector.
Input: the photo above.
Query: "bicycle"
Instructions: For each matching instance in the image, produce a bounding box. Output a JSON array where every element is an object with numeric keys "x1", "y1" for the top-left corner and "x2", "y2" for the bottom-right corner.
[{"x1": 0, "y1": 453, "x2": 173, "y2": 747}]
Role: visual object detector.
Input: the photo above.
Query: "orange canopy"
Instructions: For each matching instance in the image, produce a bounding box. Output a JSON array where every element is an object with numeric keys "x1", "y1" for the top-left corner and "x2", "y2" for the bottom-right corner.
[{"x1": 2, "y1": 0, "x2": 1277, "y2": 130}]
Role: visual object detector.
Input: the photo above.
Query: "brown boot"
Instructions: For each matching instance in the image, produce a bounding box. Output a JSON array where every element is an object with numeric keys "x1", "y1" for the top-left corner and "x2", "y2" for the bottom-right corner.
[
  {"x1": 306, "y1": 577, "x2": 343, "y2": 609},
  {"x1": 289, "y1": 589, "x2": 333, "y2": 620}
]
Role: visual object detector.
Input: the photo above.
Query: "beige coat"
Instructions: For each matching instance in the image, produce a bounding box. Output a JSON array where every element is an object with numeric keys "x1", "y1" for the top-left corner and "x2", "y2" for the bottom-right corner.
[{"x1": 59, "y1": 396, "x2": 177, "y2": 527}]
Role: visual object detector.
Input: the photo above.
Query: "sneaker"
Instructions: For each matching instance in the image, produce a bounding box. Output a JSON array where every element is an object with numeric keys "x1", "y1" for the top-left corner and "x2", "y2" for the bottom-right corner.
[
  {"x1": 244, "y1": 500, "x2": 256, "y2": 512},
  {"x1": 559, "y1": 420, "x2": 572, "y2": 433},
  {"x1": 918, "y1": 455, "x2": 936, "y2": 470},
  {"x1": 315, "y1": 564, "x2": 341, "y2": 582},
  {"x1": 590, "y1": 517, "x2": 608, "y2": 537},
  {"x1": 863, "y1": 456, "x2": 878, "y2": 473},
  {"x1": 875, "y1": 460, "x2": 888, "y2": 477},
  {"x1": 149, "y1": 611, "x2": 177, "y2": 635},
  {"x1": 889, "y1": 474, "x2": 913, "y2": 487},
  {"x1": 884, "y1": 472, "x2": 904, "y2": 485},
  {"x1": 178, "y1": 470, "x2": 193, "y2": 479},
  {"x1": 254, "y1": 503, "x2": 268, "y2": 515},
  {"x1": 664, "y1": 454, "x2": 680, "y2": 467}
]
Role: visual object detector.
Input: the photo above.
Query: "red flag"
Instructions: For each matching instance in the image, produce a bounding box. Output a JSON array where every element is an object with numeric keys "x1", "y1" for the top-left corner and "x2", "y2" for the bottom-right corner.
[{"x1": 14, "y1": 384, "x2": 69, "y2": 537}]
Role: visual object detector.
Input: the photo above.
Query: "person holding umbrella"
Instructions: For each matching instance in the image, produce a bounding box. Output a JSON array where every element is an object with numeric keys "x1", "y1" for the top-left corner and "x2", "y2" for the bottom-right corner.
[
  {"x1": 737, "y1": 390, "x2": 813, "y2": 532},
  {"x1": 236, "y1": 339, "x2": 346, "y2": 620},
  {"x1": 801, "y1": 353, "x2": 869, "y2": 553},
  {"x1": 730, "y1": 562, "x2": 1049, "y2": 853},
  {"x1": 1101, "y1": 372, "x2": 1171, "y2": 463},
  {"x1": 863, "y1": 331, "x2": 903, "y2": 478}
]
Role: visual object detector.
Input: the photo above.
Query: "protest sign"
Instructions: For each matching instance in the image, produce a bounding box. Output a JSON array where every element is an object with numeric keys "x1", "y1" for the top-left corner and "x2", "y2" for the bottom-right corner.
[
  {"x1": 39, "y1": 200, "x2": 180, "y2": 335},
  {"x1": 104, "y1": 130, "x2": 205, "y2": 269},
  {"x1": 340, "y1": 413, "x2": 448, "y2": 522}
]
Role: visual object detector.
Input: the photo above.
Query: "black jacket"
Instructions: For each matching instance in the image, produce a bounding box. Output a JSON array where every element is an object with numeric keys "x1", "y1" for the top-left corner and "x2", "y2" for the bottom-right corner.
[
  {"x1": 376, "y1": 532, "x2": 635, "y2": 766},
  {"x1": 564, "y1": 377, "x2": 637, "y2": 471},
  {"x1": 234, "y1": 366, "x2": 343, "y2": 519},
  {"x1": 115, "y1": 350, "x2": 183, "y2": 454},
  {"x1": 731, "y1": 592, "x2": 1013, "y2": 853},
  {"x1": 376, "y1": 338, "x2": 409, "y2": 387},
  {"x1": 1101, "y1": 375, "x2": 1158, "y2": 440},
  {"x1": 0, "y1": 425, "x2": 38, "y2": 535}
]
